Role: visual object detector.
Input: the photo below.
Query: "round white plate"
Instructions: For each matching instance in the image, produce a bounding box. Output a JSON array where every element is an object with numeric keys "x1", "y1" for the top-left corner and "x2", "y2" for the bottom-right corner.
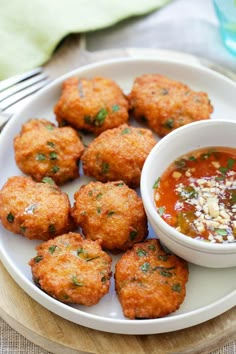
[{"x1": 0, "y1": 58, "x2": 236, "y2": 335}]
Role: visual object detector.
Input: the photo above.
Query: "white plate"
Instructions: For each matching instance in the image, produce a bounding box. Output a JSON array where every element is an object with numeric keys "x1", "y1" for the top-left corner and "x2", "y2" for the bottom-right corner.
[{"x1": 0, "y1": 58, "x2": 236, "y2": 335}]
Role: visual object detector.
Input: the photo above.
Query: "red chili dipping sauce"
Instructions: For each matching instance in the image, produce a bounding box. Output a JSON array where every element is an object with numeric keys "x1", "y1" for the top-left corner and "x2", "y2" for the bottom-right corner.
[{"x1": 154, "y1": 147, "x2": 236, "y2": 243}]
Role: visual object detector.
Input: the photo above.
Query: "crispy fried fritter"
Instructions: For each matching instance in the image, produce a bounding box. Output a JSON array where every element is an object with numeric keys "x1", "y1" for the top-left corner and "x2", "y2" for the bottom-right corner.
[
  {"x1": 29, "y1": 232, "x2": 112, "y2": 305},
  {"x1": 54, "y1": 76, "x2": 129, "y2": 134},
  {"x1": 128, "y1": 74, "x2": 213, "y2": 137},
  {"x1": 81, "y1": 124, "x2": 156, "y2": 188},
  {"x1": 72, "y1": 181, "x2": 148, "y2": 252},
  {"x1": 14, "y1": 119, "x2": 84, "y2": 185},
  {"x1": 115, "y1": 239, "x2": 189, "y2": 319},
  {"x1": 0, "y1": 176, "x2": 75, "y2": 240}
]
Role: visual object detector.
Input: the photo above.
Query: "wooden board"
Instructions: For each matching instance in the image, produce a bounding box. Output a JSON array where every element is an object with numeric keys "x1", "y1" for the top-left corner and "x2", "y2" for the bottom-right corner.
[
  {"x1": 0, "y1": 260, "x2": 236, "y2": 354},
  {"x1": 1, "y1": 42, "x2": 236, "y2": 353}
]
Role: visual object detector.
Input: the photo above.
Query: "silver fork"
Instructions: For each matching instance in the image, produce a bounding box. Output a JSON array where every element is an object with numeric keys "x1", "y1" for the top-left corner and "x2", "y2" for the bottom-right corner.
[{"x1": 0, "y1": 67, "x2": 50, "y2": 131}]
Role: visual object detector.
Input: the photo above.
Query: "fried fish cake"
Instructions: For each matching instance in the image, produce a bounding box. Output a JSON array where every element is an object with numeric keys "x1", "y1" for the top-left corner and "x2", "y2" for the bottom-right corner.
[
  {"x1": 81, "y1": 124, "x2": 156, "y2": 188},
  {"x1": 54, "y1": 76, "x2": 129, "y2": 135},
  {"x1": 128, "y1": 74, "x2": 213, "y2": 137},
  {"x1": 14, "y1": 119, "x2": 84, "y2": 185},
  {"x1": 0, "y1": 176, "x2": 74, "y2": 240},
  {"x1": 115, "y1": 239, "x2": 189, "y2": 319},
  {"x1": 29, "y1": 232, "x2": 112, "y2": 305},
  {"x1": 72, "y1": 181, "x2": 148, "y2": 252}
]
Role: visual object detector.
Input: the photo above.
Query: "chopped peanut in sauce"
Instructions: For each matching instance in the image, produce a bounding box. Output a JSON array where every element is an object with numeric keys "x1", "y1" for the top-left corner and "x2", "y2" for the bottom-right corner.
[{"x1": 154, "y1": 147, "x2": 236, "y2": 243}]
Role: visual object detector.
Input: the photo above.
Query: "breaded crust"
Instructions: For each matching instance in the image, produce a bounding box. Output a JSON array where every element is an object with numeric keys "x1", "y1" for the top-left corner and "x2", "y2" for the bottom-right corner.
[
  {"x1": 128, "y1": 74, "x2": 213, "y2": 137},
  {"x1": 14, "y1": 119, "x2": 84, "y2": 185},
  {"x1": 72, "y1": 181, "x2": 148, "y2": 252},
  {"x1": 115, "y1": 239, "x2": 189, "y2": 319},
  {"x1": 54, "y1": 76, "x2": 129, "y2": 134},
  {"x1": 29, "y1": 232, "x2": 112, "y2": 305},
  {"x1": 81, "y1": 124, "x2": 157, "y2": 188},
  {"x1": 0, "y1": 176, "x2": 75, "y2": 240}
]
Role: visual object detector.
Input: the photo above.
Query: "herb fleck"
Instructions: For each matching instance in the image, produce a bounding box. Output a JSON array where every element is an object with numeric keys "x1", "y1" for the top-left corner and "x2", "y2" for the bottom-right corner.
[
  {"x1": 112, "y1": 104, "x2": 120, "y2": 112},
  {"x1": 7, "y1": 212, "x2": 14, "y2": 223},
  {"x1": 48, "y1": 224, "x2": 56, "y2": 234},
  {"x1": 148, "y1": 244, "x2": 156, "y2": 251},
  {"x1": 180, "y1": 186, "x2": 197, "y2": 200},
  {"x1": 130, "y1": 229, "x2": 138, "y2": 240},
  {"x1": 200, "y1": 152, "x2": 212, "y2": 160},
  {"x1": 157, "y1": 206, "x2": 166, "y2": 216},
  {"x1": 227, "y1": 158, "x2": 235, "y2": 169},
  {"x1": 160, "y1": 270, "x2": 172, "y2": 277},
  {"x1": 140, "y1": 262, "x2": 150, "y2": 273},
  {"x1": 136, "y1": 249, "x2": 147, "y2": 257},
  {"x1": 230, "y1": 190, "x2": 236, "y2": 204},
  {"x1": 86, "y1": 256, "x2": 100, "y2": 262},
  {"x1": 41, "y1": 177, "x2": 55, "y2": 185},
  {"x1": 47, "y1": 141, "x2": 55, "y2": 148},
  {"x1": 116, "y1": 182, "x2": 124, "y2": 187},
  {"x1": 172, "y1": 283, "x2": 182, "y2": 293},
  {"x1": 84, "y1": 115, "x2": 92, "y2": 124},
  {"x1": 215, "y1": 228, "x2": 228, "y2": 236},
  {"x1": 77, "y1": 248, "x2": 85, "y2": 256},
  {"x1": 219, "y1": 166, "x2": 228, "y2": 175},
  {"x1": 175, "y1": 159, "x2": 187, "y2": 169},
  {"x1": 45, "y1": 124, "x2": 54, "y2": 130},
  {"x1": 153, "y1": 177, "x2": 160, "y2": 189},
  {"x1": 163, "y1": 118, "x2": 174, "y2": 129},
  {"x1": 34, "y1": 255, "x2": 43, "y2": 263},
  {"x1": 94, "y1": 108, "x2": 108, "y2": 126},
  {"x1": 51, "y1": 165, "x2": 60, "y2": 173},
  {"x1": 49, "y1": 152, "x2": 58, "y2": 160},
  {"x1": 101, "y1": 162, "x2": 109, "y2": 174},
  {"x1": 71, "y1": 275, "x2": 83, "y2": 287},
  {"x1": 107, "y1": 211, "x2": 115, "y2": 217},
  {"x1": 20, "y1": 226, "x2": 26, "y2": 233},
  {"x1": 158, "y1": 255, "x2": 169, "y2": 261},
  {"x1": 121, "y1": 127, "x2": 130, "y2": 135},
  {"x1": 36, "y1": 153, "x2": 46, "y2": 161},
  {"x1": 48, "y1": 245, "x2": 57, "y2": 254}
]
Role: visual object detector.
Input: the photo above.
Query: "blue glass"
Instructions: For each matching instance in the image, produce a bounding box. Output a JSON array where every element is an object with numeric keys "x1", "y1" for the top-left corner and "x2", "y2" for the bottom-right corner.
[{"x1": 213, "y1": 0, "x2": 236, "y2": 56}]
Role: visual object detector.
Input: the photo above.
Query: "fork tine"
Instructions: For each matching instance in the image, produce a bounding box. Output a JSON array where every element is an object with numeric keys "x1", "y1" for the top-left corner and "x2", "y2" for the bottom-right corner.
[
  {"x1": 0, "y1": 78, "x2": 50, "y2": 111},
  {"x1": 0, "y1": 111, "x2": 12, "y2": 132},
  {"x1": 0, "y1": 73, "x2": 48, "y2": 102},
  {"x1": 0, "y1": 67, "x2": 44, "y2": 92}
]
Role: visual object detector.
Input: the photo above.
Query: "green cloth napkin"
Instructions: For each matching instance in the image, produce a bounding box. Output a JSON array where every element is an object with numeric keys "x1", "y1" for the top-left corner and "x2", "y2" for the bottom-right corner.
[{"x1": 0, "y1": 0, "x2": 171, "y2": 80}]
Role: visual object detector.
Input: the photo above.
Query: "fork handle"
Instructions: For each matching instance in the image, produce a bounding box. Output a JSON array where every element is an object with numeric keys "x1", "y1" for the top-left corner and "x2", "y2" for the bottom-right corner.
[{"x1": 0, "y1": 111, "x2": 12, "y2": 132}]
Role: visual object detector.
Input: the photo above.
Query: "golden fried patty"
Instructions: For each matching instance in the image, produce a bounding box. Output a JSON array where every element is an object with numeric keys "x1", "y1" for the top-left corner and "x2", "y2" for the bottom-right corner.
[
  {"x1": 128, "y1": 74, "x2": 213, "y2": 137},
  {"x1": 14, "y1": 118, "x2": 84, "y2": 185},
  {"x1": 0, "y1": 176, "x2": 74, "y2": 240},
  {"x1": 29, "y1": 232, "x2": 112, "y2": 305},
  {"x1": 81, "y1": 124, "x2": 156, "y2": 188},
  {"x1": 54, "y1": 76, "x2": 129, "y2": 135},
  {"x1": 115, "y1": 239, "x2": 189, "y2": 319},
  {"x1": 72, "y1": 181, "x2": 148, "y2": 252}
]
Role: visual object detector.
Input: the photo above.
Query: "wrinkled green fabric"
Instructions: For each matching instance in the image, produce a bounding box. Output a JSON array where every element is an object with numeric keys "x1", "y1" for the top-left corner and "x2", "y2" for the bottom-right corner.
[{"x1": 0, "y1": 0, "x2": 171, "y2": 79}]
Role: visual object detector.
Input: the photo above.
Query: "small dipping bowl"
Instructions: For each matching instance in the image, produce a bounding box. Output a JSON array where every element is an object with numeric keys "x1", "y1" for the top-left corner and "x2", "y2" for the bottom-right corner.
[{"x1": 141, "y1": 119, "x2": 236, "y2": 268}]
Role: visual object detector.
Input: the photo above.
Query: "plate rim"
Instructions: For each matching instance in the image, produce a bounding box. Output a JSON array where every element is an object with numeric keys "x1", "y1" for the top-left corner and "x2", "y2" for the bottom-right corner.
[{"x1": 0, "y1": 56, "x2": 236, "y2": 335}]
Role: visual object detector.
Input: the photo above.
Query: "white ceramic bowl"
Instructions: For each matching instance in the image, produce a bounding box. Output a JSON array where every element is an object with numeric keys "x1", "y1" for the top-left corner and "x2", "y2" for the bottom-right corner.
[{"x1": 141, "y1": 119, "x2": 236, "y2": 268}]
